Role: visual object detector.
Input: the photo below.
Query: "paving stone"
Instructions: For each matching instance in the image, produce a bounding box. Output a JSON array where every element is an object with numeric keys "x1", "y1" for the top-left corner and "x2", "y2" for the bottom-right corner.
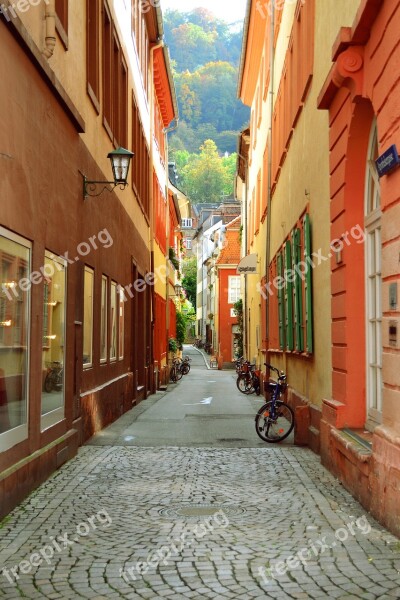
[{"x1": 1, "y1": 352, "x2": 400, "y2": 599}]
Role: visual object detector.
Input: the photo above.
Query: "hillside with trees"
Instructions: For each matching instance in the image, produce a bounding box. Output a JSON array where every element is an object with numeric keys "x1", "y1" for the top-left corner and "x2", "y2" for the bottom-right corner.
[{"x1": 164, "y1": 8, "x2": 249, "y2": 201}]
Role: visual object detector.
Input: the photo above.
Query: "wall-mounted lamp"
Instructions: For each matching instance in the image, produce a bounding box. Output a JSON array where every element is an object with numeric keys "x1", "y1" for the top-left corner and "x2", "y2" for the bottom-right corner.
[
  {"x1": 0, "y1": 320, "x2": 12, "y2": 327},
  {"x1": 83, "y1": 147, "x2": 134, "y2": 198},
  {"x1": 172, "y1": 283, "x2": 183, "y2": 297}
]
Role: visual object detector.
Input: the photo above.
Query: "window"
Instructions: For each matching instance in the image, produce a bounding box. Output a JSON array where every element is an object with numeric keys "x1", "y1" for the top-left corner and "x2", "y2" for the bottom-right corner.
[
  {"x1": 0, "y1": 228, "x2": 31, "y2": 450},
  {"x1": 87, "y1": 0, "x2": 100, "y2": 111},
  {"x1": 184, "y1": 238, "x2": 192, "y2": 250},
  {"x1": 132, "y1": 0, "x2": 149, "y2": 97},
  {"x1": 274, "y1": 216, "x2": 313, "y2": 354},
  {"x1": 103, "y1": 3, "x2": 112, "y2": 134},
  {"x1": 228, "y1": 276, "x2": 241, "y2": 304},
  {"x1": 110, "y1": 281, "x2": 117, "y2": 360},
  {"x1": 83, "y1": 267, "x2": 94, "y2": 367},
  {"x1": 41, "y1": 253, "x2": 66, "y2": 430},
  {"x1": 132, "y1": 94, "x2": 150, "y2": 216},
  {"x1": 181, "y1": 219, "x2": 193, "y2": 228},
  {"x1": 100, "y1": 275, "x2": 107, "y2": 362},
  {"x1": 365, "y1": 122, "x2": 382, "y2": 429},
  {"x1": 55, "y1": 0, "x2": 68, "y2": 46},
  {"x1": 118, "y1": 288, "x2": 124, "y2": 360}
]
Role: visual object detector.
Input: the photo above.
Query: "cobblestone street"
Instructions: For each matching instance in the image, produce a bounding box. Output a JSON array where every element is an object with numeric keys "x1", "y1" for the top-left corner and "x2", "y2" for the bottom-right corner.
[{"x1": 1, "y1": 349, "x2": 400, "y2": 599}]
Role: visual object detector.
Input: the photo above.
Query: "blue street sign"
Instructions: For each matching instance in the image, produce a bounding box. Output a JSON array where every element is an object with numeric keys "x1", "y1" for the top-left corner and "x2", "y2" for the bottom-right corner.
[{"x1": 375, "y1": 144, "x2": 400, "y2": 177}]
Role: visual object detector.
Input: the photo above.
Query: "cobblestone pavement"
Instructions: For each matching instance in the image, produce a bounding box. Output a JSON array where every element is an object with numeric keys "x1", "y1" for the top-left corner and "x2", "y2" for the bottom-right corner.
[{"x1": 1, "y1": 349, "x2": 400, "y2": 599}]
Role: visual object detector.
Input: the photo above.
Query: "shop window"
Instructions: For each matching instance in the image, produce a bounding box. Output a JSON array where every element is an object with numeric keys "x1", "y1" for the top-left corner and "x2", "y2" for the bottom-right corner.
[
  {"x1": 118, "y1": 288, "x2": 124, "y2": 360},
  {"x1": 110, "y1": 281, "x2": 117, "y2": 360},
  {"x1": 100, "y1": 275, "x2": 108, "y2": 362},
  {"x1": 41, "y1": 253, "x2": 66, "y2": 430},
  {"x1": 83, "y1": 267, "x2": 94, "y2": 367},
  {"x1": 0, "y1": 228, "x2": 31, "y2": 450}
]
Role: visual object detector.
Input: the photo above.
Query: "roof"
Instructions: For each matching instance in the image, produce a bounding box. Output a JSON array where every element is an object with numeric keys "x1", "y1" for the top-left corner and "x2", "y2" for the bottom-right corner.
[
  {"x1": 226, "y1": 215, "x2": 241, "y2": 229},
  {"x1": 216, "y1": 228, "x2": 241, "y2": 266}
]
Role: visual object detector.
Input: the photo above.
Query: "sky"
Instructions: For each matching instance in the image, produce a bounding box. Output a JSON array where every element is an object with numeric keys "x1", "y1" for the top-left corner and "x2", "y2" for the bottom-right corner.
[{"x1": 160, "y1": 0, "x2": 247, "y2": 24}]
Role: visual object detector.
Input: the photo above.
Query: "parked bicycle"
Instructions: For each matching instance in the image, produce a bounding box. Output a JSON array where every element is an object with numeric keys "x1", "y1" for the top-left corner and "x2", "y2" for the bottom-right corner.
[
  {"x1": 236, "y1": 361, "x2": 261, "y2": 395},
  {"x1": 44, "y1": 361, "x2": 63, "y2": 393},
  {"x1": 170, "y1": 356, "x2": 192, "y2": 382},
  {"x1": 193, "y1": 339, "x2": 204, "y2": 349},
  {"x1": 255, "y1": 363, "x2": 294, "y2": 443}
]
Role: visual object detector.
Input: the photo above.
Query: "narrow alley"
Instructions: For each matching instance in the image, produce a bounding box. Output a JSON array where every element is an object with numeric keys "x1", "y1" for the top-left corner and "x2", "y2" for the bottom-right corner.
[{"x1": 0, "y1": 349, "x2": 399, "y2": 600}]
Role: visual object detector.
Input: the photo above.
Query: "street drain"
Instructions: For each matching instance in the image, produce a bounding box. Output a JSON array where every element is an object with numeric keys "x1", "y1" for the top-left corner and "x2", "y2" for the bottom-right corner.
[{"x1": 158, "y1": 505, "x2": 246, "y2": 520}]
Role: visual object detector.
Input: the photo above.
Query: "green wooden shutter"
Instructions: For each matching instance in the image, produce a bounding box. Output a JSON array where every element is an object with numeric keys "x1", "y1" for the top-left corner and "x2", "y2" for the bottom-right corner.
[
  {"x1": 292, "y1": 228, "x2": 304, "y2": 352},
  {"x1": 277, "y1": 252, "x2": 285, "y2": 350},
  {"x1": 284, "y1": 240, "x2": 294, "y2": 351},
  {"x1": 303, "y1": 213, "x2": 313, "y2": 353}
]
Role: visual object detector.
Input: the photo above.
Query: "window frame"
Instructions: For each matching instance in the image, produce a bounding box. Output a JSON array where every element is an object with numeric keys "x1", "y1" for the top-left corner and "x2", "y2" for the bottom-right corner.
[
  {"x1": 0, "y1": 227, "x2": 31, "y2": 452},
  {"x1": 83, "y1": 266, "x2": 94, "y2": 369},
  {"x1": 228, "y1": 276, "x2": 241, "y2": 305}
]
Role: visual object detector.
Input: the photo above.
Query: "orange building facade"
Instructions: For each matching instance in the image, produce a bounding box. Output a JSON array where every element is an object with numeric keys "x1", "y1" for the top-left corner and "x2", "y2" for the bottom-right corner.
[{"x1": 318, "y1": 0, "x2": 400, "y2": 534}]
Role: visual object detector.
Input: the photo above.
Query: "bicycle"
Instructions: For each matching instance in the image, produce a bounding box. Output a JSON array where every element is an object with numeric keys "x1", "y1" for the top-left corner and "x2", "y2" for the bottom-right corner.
[
  {"x1": 44, "y1": 361, "x2": 63, "y2": 393},
  {"x1": 236, "y1": 361, "x2": 261, "y2": 395},
  {"x1": 255, "y1": 363, "x2": 294, "y2": 443},
  {"x1": 170, "y1": 356, "x2": 192, "y2": 382}
]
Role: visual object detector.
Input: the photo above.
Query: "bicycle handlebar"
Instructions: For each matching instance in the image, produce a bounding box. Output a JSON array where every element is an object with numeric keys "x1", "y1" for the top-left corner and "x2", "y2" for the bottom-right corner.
[{"x1": 264, "y1": 363, "x2": 286, "y2": 378}]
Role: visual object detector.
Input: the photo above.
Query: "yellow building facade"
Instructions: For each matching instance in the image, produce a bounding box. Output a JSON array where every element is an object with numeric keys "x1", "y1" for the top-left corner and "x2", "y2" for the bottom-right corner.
[{"x1": 238, "y1": 0, "x2": 360, "y2": 447}]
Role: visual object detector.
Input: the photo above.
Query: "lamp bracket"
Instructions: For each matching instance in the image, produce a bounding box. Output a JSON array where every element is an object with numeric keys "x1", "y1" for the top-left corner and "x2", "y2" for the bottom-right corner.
[{"x1": 83, "y1": 175, "x2": 127, "y2": 199}]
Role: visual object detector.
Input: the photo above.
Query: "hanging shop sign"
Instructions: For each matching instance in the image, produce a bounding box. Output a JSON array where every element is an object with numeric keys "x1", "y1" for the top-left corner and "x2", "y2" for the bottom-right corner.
[
  {"x1": 375, "y1": 144, "x2": 400, "y2": 177},
  {"x1": 237, "y1": 253, "x2": 258, "y2": 274}
]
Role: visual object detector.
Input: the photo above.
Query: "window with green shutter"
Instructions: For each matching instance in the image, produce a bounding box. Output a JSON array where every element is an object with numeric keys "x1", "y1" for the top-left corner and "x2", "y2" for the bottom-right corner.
[
  {"x1": 277, "y1": 252, "x2": 285, "y2": 350},
  {"x1": 303, "y1": 213, "x2": 313, "y2": 352},
  {"x1": 284, "y1": 240, "x2": 294, "y2": 351},
  {"x1": 292, "y1": 228, "x2": 304, "y2": 352}
]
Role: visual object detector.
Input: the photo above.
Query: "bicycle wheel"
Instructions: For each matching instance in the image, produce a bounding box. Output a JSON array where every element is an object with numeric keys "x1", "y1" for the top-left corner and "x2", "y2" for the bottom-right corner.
[
  {"x1": 44, "y1": 371, "x2": 54, "y2": 393},
  {"x1": 170, "y1": 366, "x2": 178, "y2": 383},
  {"x1": 236, "y1": 374, "x2": 254, "y2": 394},
  {"x1": 175, "y1": 367, "x2": 183, "y2": 381},
  {"x1": 255, "y1": 401, "x2": 294, "y2": 443},
  {"x1": 181, "y1": 363, "x2": 190, "y2": 375}
]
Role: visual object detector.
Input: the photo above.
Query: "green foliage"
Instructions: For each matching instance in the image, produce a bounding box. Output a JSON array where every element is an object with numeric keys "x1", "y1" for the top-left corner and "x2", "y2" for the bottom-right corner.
[
  {"x1": 168, "y1": 337, "x2": 178, "y2": 353},
  {"x1": 176, "y1": 312, "x2": 187, "y2": 348},
  {"x1": 182, "y1": 257, "x2": 197, "y2": 309},
  {"x1": 233, "y1": 299, "x2": 243, "y2": 358},
  {"x1": 169, "y1": 247, "x2": 180, "y2": 271},
  {"x1": 164, "y1": 8, "x2": 250, "y2": 158}
]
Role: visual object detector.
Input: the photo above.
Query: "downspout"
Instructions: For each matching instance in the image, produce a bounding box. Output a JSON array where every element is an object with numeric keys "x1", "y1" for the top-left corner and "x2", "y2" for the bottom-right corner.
[
  {"x1": 265, "y1": 3, "x2": 275, "y2": 343},
  {"x1": 237, "y1": 152, "x2": 248, "y2": 358},
  {"x1": 42, "y1": 0, "x2": 56, "y2": 59},
  {"x1": 149, "y1": 39, "x2": 164, "y2": 389}
]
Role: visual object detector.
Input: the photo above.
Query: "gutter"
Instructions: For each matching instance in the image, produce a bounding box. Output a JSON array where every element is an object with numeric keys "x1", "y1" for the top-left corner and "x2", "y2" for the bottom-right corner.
[{"x1": 237, "y1": 0, "x2": 252, "y2": 99}]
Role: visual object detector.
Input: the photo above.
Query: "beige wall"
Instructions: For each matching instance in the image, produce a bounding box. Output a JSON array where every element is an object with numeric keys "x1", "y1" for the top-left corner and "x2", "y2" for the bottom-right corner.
[{"x1": 242, "y1": 0, "x2": 360, "y2": 406}]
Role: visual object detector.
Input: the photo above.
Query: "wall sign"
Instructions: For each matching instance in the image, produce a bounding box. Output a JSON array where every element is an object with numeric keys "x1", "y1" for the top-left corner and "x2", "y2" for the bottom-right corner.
[{"x1": 375, "y1": 144, "x2": 400, "y2": 177}]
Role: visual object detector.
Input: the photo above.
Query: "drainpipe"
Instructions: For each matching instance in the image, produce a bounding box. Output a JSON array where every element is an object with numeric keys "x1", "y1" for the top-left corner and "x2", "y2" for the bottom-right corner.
[
  {"x1": 149, "y1": 39, "x2": 164, "y2": 389},
  {"x1": 265, "y1": 3, "x2": 275, "y2": 343},
  {"x1": 237, "y1": 153, "x2": 248, "y2": 358},
  {"x1": 42, "y1": 0, "x2": 56, "y2": 58}
]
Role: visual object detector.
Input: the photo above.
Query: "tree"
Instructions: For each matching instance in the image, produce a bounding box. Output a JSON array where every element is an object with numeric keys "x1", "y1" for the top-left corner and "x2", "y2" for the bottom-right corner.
[
  {"x1": 182, "y1": 140, "x2": 227, "y2": 203},
  {"x1": 182, "y1": 257, "x2": 197, "y2": 309}
]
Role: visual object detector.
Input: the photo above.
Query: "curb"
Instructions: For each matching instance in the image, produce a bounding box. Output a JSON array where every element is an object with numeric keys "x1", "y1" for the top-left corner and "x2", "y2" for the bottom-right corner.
[{"x1": 190, "y1": 346, "x2": 211, "y2": 370}]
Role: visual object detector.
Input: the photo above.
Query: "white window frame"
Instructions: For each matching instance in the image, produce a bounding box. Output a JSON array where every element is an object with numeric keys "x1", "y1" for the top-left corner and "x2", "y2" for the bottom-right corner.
[
  {"x1": 83, "y1": 266, "x2": 94, "y2": 369},
  {"x1": 41, "y1": 251, "x2": 67, "y2": 432},
  {"x1": 365, "y1": 121, "x2": 382, "y2": 431},
  {"x1": 0, "y1": 227, "x2": 31, "y2": 452},
  {"x1": 228, "y1": 276, "x2": 241, "y2": 304},
  {"x1": 110, "y1": 280, "x2": 117, "y2": 361},
  {"x1": 100, "y1": 275, "x2": 108, "y2": 363},
  {"x1": 181, "y1": 218, "x2": 193, "y2": 228}
]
